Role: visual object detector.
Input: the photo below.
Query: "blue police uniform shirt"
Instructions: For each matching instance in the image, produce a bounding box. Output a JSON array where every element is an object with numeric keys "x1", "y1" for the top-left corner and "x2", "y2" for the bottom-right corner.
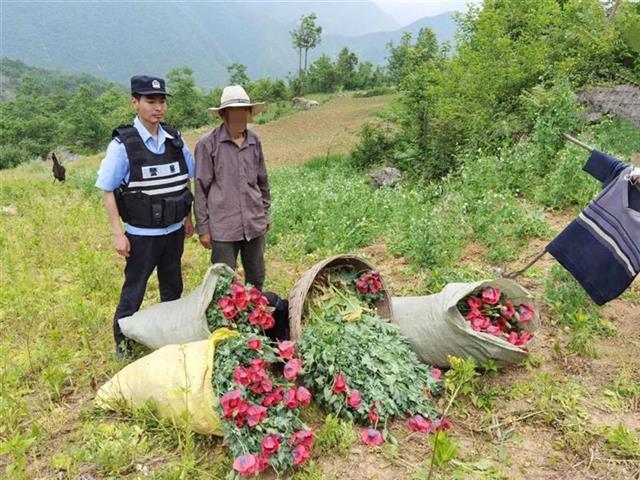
[{"x1": 96, "y1": 117, "x2": 195, "y2": 236}]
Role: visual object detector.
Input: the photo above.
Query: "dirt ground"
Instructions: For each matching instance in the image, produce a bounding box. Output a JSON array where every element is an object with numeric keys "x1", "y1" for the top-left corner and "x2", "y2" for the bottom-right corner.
[{"x1": 183, "y1": 95, "x2": 394, "y2": 167}]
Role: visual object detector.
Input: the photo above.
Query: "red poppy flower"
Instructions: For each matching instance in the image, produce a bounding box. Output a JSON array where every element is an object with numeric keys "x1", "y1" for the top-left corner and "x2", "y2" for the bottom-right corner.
[
  {"x1": 217, "y1": 296, "x2": 237, "y2": 320},
  {"x1": 235, "y1": 411, "x2": 247, "y2": 428},
  {"x1": 248, "y1": 308, "x2": 264, "y2": 326},
  {"x1": 497, "y1": 318, "x2": 510, "y2": 332},
  {"x1": 502, "y1": 300, "x2": 515, "y2": 319},
  {"x1": 332, "y1": 373, "x2": 347, "y2": 394},
  {"x1": 255, "y1": 454, "x2": 270, "y2": 473},
  {"x1": 292, "y1": 444, "x2": 310, "y2": 465},
  {"x1": 284, "y1": 359, "x2": 302, "y2": 381},
  {"x1": 249, "y1": 358, "x2": 266, "y2": 370},
  {"x1": 431, "y1": 368, "x2": 442, "y2": 380},
  {"x1": 407, "y1": 414, "x2": 432, "y2": 433},
  {"x1": 516, "y1": 331, "x2": 533, "y2": 346},
  {"x1": 517, "y1": 304, "x2": 535, "y2": 322},
  {"x1": 233, "y1": 454, "x2": 257, "y2": 476},
  {"x1": 361, "y1": 428, "x2": 384, "y2": 446},
  {"x1": 470, "y1": 314, "x2": 491, "y2": 331},
  {"x1": 486, "y1": 325, "x2": 501, "y2": 336},
  {"x1": 261, "y1": 311, "x2": 275, "y2": 330},
  {"x1": 291, "y1": 430, "x2": 315, "y2": 448},
  {"x1": 246, "y1": 405, "x2": 267, "y2": 427},
  {"x1": 262, "y1": 387, "x2": 284, "y2": 407},
  {"x1": 481, "y1": 287, "x2": 501, "y2": 305},
  {"x1": 249, "y1": 287, "x2": 269, "y2": 307},
  {"x1": 261, "y1": 434, "x2": 280, "y2": 456},
  {"x1": 433, "y1": 418, "x2": 452, "y2": 431},
  {"x1": 231, "y1": 283, "x2": 248, "y2": 310},
  {"x1": 369, "y1": 272, "x2": 383, "y2": 293},
  {"x1": 467, "y1": 296, "x2": 483, "y2": 310},
  {"x1": 277, "y1": 341, "x2": 295, "y2": 360},
  {"x1": 347, "y1": 389, "x2": 362, "y2": 408},
  {"x1": 296, "y1": 386, "x2": 312, "y2": 406},
  {"x1": 355, "y1": 279, "x2": 369, "y2": 294},
  {"x1": 248, "y1": 359, "x2": 269, "y2": 383},
  {"x1": 234, "y1": 366, "x2": 250, "y2": 387},
  {"x1": 283, "y1": 388, "x2": 299, "y2": 409},
  {"x1": 220, "y1": 390, "x2": 243, "y2": 418},
  {"x1": 247, "y1": 338, "x2": 262, "y2": 350},
  {"x1": 251, "y1": 378, "x2": 273, "y2": 395},
  {"x1": 466, "y1": 309, "x2": 485, "y2": 322}
]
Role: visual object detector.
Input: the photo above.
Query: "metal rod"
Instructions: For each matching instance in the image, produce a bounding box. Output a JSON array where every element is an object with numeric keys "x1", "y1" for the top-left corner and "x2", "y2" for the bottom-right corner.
[{"x1": 561, "y1": 133, "x2": 594, "y2": 152}]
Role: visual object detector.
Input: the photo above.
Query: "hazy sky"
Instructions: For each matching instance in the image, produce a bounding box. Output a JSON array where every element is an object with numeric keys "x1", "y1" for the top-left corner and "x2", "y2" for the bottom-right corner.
[{"x1": 374, "y1": 0, "x2": 480, "y2": 26}]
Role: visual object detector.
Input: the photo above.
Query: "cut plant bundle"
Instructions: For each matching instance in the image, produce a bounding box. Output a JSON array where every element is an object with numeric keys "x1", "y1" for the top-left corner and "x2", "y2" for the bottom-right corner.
[
  {"x1": 205, "y1": 270, "x2": 275, "y2": 335},
  {"x1": 212, "y1": 333, "x2": 314, "y2": 476},
  {"x1": 457, "y1": 287, "x2": 535, "y2": 348},
  {"x1": 296, "y1": 267, "x2": 443, "y2": 445},
  {"x1": 207, "y1": 275, "x2": 314, "y2": 476}
]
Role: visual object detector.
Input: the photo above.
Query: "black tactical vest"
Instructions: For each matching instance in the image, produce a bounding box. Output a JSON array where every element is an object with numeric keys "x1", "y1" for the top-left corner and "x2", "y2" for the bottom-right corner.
[{"x1": 113, "y1": 124, "x2": 193, "y2": 228}]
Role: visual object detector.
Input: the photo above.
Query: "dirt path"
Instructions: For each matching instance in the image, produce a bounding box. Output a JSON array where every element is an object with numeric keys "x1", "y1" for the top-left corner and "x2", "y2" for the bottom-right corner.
[{"x1": 183, "y1": 94, "x2": 394, "y2": 167}]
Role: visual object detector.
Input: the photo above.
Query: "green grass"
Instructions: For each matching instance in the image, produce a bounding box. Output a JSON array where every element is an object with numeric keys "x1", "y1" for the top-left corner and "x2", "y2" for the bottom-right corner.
[{"x1": 1, "y1": 112, "x2": 639, "y2": 478}]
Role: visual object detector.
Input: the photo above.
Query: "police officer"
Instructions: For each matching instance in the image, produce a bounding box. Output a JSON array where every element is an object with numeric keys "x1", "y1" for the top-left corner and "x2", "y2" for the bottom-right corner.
[{"x1": 96, "y1": 75, "x2": 195, "y2": 360}]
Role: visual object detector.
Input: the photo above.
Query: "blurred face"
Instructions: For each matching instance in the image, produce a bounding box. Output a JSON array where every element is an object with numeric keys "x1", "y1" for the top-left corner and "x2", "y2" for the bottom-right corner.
[
  {"x1": 132, "y1": 94, "x2": 167, "y2": 127},
  {"x1": 222, "y1": 107, "x2": 251, "y2": 136}
]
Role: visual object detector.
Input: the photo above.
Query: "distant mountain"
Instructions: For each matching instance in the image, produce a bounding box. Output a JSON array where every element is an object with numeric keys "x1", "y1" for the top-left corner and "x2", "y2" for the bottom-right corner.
[
  {"x1": 246, "y1": 1, "x2": 399, "y2": 37},
  {"x1": 1, "y1": 2, "x2": 456, "y2": 88},
  {"x1": 320, "y1": 13, "x2": 458, "y2": 65}
]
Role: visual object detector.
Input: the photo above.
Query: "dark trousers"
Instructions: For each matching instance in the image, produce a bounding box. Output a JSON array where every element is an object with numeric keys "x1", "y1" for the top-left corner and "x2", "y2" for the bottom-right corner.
[
  {"x1": 113, "y1": 227, "x2": 184, "y2": 346},
  {"x1": 211, "y1": 235, "x2": 265, "y2": 290}
]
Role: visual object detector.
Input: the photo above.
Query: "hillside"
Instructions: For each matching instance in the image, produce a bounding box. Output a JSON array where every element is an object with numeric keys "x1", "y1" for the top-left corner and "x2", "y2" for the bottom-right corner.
[
  {"x1": 1, "y1": 1, "x2": 455, "y2": 87},
  {"x1": 0, "y1": 58, "x2": 120, "y2": 101}
]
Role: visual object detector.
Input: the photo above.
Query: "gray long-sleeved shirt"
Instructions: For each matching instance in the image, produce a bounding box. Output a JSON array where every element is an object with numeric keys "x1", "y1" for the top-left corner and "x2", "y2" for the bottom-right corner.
[{"x1": 194, "y1": 124, "x2": 271, "y2": 241}]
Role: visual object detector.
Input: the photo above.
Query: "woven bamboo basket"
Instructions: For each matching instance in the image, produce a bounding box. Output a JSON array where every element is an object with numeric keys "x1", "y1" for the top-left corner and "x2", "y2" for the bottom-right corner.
[{"x1": 287, "y1": 254, "x2": 394, "y2": 341}]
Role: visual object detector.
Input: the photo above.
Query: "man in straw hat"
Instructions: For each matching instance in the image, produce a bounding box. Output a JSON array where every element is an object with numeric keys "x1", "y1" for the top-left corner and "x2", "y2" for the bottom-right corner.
[{"x1": 194, "y1": 85, "x2": 271, "y2": 289}]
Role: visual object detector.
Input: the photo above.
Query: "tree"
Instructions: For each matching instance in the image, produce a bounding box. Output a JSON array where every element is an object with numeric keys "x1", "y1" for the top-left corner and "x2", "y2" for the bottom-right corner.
[
  {"x1": 306, "y1": 55, "x2": 338, "y2": 93},
  {"x1": 227, "y1": 63, "x2": 250, "y2": 87},
  {"x1": 165, "y1": 66, "x2": 208, "y2": 129},
  {"x1": 386, "y1": 32, "x2": 413, "y2": 84},
  {"x1": 290, "y1": 13, "x2": 323, "y2": 93},
  {"x1": 335, "y1": 47, "x2": 359, "y2": 90},
  {"x1": 411, "y1": 28, "x2": 439, "y2": 65}
]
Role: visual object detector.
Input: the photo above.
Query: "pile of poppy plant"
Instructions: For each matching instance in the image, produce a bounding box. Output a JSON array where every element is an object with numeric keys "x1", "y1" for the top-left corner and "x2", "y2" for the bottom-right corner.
[
  {"x1": 298, "y1": 269, "x2": 446, "y2": 447},
  {"x1": 457, "y1": 286, "x2": 535, "y2": 348},
  {"x1": 208, "y1": 274, "x2": 314, "y2": 476}
]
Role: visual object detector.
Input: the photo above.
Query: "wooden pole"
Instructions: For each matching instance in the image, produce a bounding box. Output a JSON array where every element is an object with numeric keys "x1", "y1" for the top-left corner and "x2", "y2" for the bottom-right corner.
[{"x1": 561, "y1": 133, "x2": 594, "y2": 152}]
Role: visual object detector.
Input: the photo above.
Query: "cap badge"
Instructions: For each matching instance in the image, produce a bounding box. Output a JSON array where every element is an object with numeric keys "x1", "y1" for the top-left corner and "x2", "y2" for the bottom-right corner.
[{"x1": 152, "y1": 80, "x2": 161, "y2": 89}]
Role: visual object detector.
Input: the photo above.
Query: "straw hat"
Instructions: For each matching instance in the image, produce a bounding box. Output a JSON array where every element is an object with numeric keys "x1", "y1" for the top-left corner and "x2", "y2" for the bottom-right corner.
[{"x1": 208, "y1": 85, "x2": 266, "y2": 116}]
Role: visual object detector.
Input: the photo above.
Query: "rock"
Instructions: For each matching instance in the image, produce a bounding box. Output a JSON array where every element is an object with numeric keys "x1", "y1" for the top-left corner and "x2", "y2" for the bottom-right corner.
[
  {"x1": 369, "y1": 167, "x2": 402, "y2": 188},
  {"x1": 1, "y1": 205, "x2": 18, "y2": 216},
  {"x1": 75, "y1": 474, "x2": 98, "y2": 480},
  {"x1": 55, "y1": 146, "x2": 82, "y2": 163},
  {"x1": 577, "y1": 84, "x2": 640, "y2": 128},
  {"x1": 307, "y1": 100, "x2": 319, "y2": 108}
]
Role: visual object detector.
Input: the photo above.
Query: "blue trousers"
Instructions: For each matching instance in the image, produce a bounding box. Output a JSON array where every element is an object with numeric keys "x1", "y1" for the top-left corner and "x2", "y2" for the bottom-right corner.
[{"x1": 113, "y1": 227, "x2": 184, "y2": 346}]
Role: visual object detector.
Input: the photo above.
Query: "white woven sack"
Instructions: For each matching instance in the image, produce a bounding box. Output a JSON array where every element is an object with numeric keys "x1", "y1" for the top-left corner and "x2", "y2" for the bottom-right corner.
[
  {"x1": 119, "y1": 263, "x2": 234, "y2": 349},
  {"x1": 392, "y1": 279, "x2": 540, "y2": 368}
]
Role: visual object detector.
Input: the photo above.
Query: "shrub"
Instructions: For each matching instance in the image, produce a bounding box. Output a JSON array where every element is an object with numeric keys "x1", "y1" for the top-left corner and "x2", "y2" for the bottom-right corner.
[
  {"x1": 0, "y1": 144, "x2": 34, "y2": 169},
  {"x1": 350, "y1": 122, "x2": 397, "y2": 170}
]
